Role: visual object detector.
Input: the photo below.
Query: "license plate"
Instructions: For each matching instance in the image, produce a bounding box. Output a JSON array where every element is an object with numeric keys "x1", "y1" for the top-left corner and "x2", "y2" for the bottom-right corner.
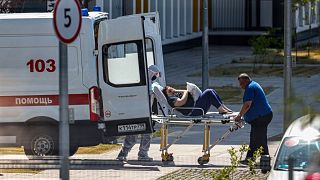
[{"x1": 118, "y1": 123, "x2": 146, "y2": 133}]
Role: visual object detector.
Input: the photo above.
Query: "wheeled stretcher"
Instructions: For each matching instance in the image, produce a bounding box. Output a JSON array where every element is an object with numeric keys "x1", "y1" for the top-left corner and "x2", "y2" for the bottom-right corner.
[{"x1": 151, "y1": 86, "x2": 244, "y2": 165}]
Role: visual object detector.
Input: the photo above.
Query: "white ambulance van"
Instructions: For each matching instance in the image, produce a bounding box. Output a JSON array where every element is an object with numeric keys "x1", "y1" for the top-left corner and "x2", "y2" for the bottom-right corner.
[{"x1": 0, "y1": 10, "x2": 165, "y2": 157}]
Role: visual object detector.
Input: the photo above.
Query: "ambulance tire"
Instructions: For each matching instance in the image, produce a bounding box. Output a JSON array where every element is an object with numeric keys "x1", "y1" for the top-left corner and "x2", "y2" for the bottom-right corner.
[{"x1": 24, "y1": 126, "x2": 59, "y2": 159}]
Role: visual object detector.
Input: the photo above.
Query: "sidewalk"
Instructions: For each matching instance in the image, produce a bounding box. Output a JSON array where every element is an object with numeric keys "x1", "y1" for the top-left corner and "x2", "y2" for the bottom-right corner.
[{"x1": 0, "y1": 143, "x2": 281, "y2": 180}]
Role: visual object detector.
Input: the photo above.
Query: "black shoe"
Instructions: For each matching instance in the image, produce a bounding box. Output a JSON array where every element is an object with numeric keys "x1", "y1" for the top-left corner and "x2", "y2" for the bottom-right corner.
[
  {"x1": 116, "y1": 149, "x2": 128, "y2": 161},
  {"x1": 138, "y1": 156, "x2": 153, "y2": 161},
  {"x1": 116, "y1": 156, "x2": 127, "y2": 161}
]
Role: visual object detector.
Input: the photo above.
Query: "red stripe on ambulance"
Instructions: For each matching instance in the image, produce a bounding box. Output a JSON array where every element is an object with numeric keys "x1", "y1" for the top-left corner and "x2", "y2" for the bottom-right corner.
[{"x1": 0, "y1": 94, "x2": 89, "y2": 106}]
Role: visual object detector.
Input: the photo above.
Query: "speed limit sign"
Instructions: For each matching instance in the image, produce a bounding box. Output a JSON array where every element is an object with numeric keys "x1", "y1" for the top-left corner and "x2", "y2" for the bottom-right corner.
[{"x1": 53, "y1": 0, "x2": 82, "y2": 44}]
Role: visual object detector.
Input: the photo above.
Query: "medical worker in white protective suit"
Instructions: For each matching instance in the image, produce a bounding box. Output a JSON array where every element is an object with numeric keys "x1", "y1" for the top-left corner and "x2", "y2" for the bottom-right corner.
[{"x1": 116, "y1": 65, "x2": 161, "y2": 161}]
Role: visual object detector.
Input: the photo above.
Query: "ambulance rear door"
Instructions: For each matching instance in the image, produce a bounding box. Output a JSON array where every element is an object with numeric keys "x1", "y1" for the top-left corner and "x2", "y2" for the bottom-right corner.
[
  {"x1": 143, "y1": 12, "x2": 166, "y2": 87},
  {"x1": 97, "y1": 15, "x2": 152, "y2": 136}
]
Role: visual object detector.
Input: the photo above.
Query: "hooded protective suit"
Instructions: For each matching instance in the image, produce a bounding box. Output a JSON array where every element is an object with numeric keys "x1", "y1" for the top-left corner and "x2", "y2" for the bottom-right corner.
[{"x1": 116, "y1": 65, "x2": 161, "y2": 161}]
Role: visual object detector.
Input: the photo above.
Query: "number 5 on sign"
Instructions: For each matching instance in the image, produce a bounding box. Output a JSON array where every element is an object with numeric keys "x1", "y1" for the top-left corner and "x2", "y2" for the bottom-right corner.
[{"x1": 53, "y1": 0, "x2": 82, "y2": 44}]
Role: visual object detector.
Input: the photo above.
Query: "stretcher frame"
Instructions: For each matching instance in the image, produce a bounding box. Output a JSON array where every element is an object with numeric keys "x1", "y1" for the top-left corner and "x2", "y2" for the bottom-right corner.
[
  {"x1": 152, "y1": 111, "x2": 244, "y2": 165},
  {"x1": 151, "y1": 86, "x2": 244, "y2": 165}
]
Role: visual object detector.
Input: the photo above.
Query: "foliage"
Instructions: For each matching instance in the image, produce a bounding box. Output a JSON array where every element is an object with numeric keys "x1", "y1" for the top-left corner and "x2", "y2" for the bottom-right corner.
[
  {"x1": 212, "y1": 145, "x2": 248, "y2": 179},
  {"x1": 248, "y1": 146, "x2": 264, "y2": 175},
  {"x1": 209, "y1": 144, "x2": 264, "y2": 179},
  {"x1": 249, "y1": 28, "x2": 283, "y2": 59},
  {"x1": 267, "y1": 28, "x2": 284, "y2": 51},
  {"x1": 249, "y1": 36, "x2": 271, "y2": 56},
  {"x1": 0, "y1": 0, "x2": 25, "y2": 13},
  {"x1": 293, "y1": 0, "x2": 317, "y2": 5},
  {"x1": 211, "y1": 144, "x2": 263, "y2": 180},
  {"x1": 0, "y1": 0, "x2": 87, "y2": 13},
  {"x1": 293, "y1": 0, "x2": 319, "y2": 10}
]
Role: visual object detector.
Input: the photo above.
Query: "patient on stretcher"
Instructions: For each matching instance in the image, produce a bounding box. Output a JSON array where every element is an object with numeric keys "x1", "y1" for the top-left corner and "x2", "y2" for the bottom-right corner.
[{"x1": 162, "y1": 85, "x2": 233, "y2": 116}]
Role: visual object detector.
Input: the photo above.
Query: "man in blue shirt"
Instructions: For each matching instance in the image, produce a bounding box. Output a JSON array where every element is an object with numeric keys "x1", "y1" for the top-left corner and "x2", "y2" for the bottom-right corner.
[{"x1": 234, "y1": 73, "x2": 273, "y2": 163}]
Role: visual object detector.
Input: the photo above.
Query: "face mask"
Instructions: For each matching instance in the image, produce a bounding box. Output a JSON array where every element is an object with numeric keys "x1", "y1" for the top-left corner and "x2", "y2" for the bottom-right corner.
[{"x1": 151, "y1": 75, "x2": 157, "y2": 81}]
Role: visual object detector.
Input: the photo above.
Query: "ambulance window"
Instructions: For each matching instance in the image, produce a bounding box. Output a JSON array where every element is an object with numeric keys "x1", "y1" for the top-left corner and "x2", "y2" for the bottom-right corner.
[
  {"x1": 94, "y1": 23, "x2": 99, "y2": 49},
  {"x1": 103, "y1": 41, "x2": 146, "y2": 87},
  {"x1": 145, "y1": 38, "x2": 155, "y2": 66}
]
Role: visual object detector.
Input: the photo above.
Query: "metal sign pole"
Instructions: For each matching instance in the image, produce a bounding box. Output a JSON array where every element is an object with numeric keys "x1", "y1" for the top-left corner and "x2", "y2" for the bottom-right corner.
[
  {"x1": 284, "y1": 0, "x2": 292, "y2": 131},
  {"x1": 202, "y1": 0, "x2": 209, "y2": 90},
  {"x1": 53, "y1": 0, "x2": 81, "y2": 178},
  {"x1": 59, "y1": 41, "x2": 70, "y2": 180}
]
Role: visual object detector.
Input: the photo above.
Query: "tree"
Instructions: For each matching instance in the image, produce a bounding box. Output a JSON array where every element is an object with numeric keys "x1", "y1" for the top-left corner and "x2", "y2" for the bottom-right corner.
[{"x1": 0, "y1": 0, "x2": 26, "y2": 13}]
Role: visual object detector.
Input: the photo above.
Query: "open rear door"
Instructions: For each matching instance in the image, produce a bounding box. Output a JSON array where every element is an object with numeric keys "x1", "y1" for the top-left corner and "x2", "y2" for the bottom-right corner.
[
  {"x1": 97, "y1": 15, "x2": 152, "y2": 136},
  {"x1": 143, "y1": 12, "x2": 166, "y2": 87}
]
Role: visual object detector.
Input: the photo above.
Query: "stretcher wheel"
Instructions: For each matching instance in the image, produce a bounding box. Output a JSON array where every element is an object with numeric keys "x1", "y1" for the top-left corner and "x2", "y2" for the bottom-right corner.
[
  {"x1": 198, "y1": 154, "x2": 210, "y2": 165},
  {"x1": 167, "y1": 154, "x2": 174, "y2": 161},
  {"x1": 161, "y1": 153, "x2": 174, "y2": 162}
]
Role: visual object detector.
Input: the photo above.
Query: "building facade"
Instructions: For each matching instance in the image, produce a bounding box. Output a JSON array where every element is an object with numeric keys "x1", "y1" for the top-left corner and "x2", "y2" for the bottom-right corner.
[
  {"x1": 96, "y1": 0, "x2": 282, "y2": 45},
  {"x1": 1, "y1": 0, "x2": 319, "y2": 45}
]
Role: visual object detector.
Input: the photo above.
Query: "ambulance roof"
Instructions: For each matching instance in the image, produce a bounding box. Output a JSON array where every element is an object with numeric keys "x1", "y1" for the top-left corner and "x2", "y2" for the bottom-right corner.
[{"x1": 0, "y1": 12, "x2": 108, "y2": 35}]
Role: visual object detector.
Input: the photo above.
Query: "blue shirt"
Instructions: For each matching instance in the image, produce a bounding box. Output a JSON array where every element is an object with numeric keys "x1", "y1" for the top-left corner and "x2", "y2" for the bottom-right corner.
[{"x1": 243, "y1": 80, "x2": 272, "y2": 122}]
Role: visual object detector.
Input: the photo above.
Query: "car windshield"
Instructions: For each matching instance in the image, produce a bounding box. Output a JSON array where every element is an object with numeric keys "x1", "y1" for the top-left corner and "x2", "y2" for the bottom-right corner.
[{"x1": 275, "y1": 137, "x2": 320, "y2": 171}]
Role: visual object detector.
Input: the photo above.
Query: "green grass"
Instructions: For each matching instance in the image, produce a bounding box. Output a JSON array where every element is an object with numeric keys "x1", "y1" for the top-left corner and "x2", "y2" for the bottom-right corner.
[
  {"x1": 232, "y1": 49, "x2": 320, "y2": 64},
  {"x1": 153, "y1": 130, "x2": 162, "y2": 138},
  {"x1": 189, "y1": 66, "x2": 320, "y2": 77},
  {"x1": 216, "y1": 86, "x2": 273, "y2": 103},
  {"x1": 0, "y1": 169, "x2": 42, "y2": 174},
  {"x1": 216, "y1": 86, "x2": 244, "y2": 103},
  {"x1": 76, "y1": 144, "x2": 121, "y2": 154},
  {"x1": 0, "y1": 144, "x2": 121, "y2": 155},
  {"x1": 0, "y1": 147, "x2": 24, "y2": 154},
  {"x1": 168, "y1": 85, "x2": 274, "y2": 104}
]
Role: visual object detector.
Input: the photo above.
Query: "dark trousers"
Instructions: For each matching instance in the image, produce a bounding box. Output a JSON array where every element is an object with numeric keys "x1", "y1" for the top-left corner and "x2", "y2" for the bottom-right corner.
[
  {"x1": 191, "y1": 89, "x2": 223, "y2": 116},
  {"x1": 246, "y1": 112, "x2": 273, "y2": 158}
]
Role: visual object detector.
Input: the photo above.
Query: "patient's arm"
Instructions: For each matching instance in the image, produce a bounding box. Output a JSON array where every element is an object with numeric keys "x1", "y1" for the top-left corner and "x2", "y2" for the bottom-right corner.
[
  {"x1": 174, "y1": 90, "x2": 188, "y2": 107},
  {"x1": 174, "y1": 89, "x2": 186, "y2": 93}
]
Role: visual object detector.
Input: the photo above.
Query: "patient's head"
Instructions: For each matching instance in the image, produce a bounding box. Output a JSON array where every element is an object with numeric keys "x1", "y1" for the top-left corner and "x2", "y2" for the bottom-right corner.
[{"x1": 162, "y1": 86, "x2": 175, "y2": 97}]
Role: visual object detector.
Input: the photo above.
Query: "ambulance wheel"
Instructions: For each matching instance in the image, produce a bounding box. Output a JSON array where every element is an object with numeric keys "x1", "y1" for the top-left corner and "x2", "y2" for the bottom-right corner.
[
  {"x1": 24, "y1": 127, "x2": 59, "y2": 159},
  {"x1": 198, "y1": 156, "x2": 209, "y2": 165}
]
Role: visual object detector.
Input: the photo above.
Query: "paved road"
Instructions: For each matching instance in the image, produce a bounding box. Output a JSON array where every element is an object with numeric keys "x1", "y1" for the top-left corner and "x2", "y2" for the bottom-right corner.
[{"x1": 1, "y1": 45, "x2": 319, "y2": 180}]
